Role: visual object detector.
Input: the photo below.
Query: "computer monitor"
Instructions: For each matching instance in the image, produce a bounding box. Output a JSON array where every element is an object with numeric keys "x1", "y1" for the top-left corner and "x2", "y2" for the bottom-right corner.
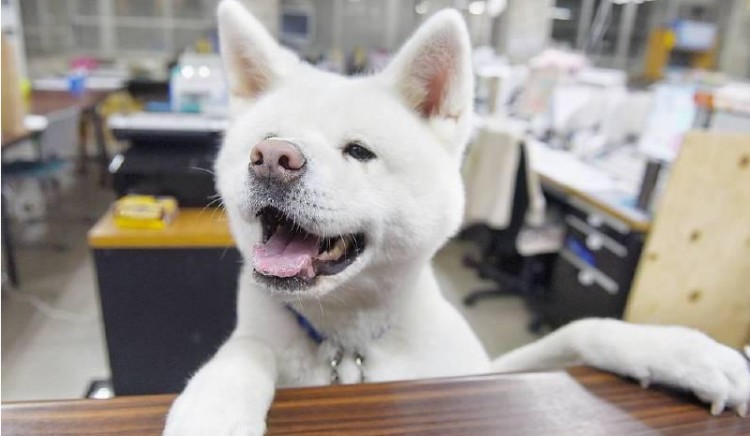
[
  {"x1": 673, "y1": 20, "x2": 716, "y2": 51},
  {"x1": 638, "y1": 83, "x2": 697, "y2": 162},
  {"x1": 281, "y1": 6, "x2": 314, "y2": 46}
]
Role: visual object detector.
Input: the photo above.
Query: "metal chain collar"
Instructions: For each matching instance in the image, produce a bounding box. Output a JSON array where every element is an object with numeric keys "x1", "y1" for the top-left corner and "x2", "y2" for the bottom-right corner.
[{"x1": 329, "y1": 347, "x2": 366, "y2": 384}]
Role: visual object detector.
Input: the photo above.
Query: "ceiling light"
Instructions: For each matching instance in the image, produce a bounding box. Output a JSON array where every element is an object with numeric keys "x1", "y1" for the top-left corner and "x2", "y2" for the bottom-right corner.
[{"x1": 468, "y1": 0, "x2": 486, "y2": 15}]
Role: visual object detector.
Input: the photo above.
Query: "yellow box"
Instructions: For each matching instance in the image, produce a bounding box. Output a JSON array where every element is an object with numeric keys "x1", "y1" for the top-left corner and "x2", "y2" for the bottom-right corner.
[{"x1": 113, "y1": 195, "x2": 178, "y2": 230}]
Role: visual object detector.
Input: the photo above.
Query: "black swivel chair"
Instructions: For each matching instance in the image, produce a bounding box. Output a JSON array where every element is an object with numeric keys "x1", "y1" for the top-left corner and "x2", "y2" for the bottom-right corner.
[{"x1": 462, "y1": 143, "x2": 558, "y2": 333}]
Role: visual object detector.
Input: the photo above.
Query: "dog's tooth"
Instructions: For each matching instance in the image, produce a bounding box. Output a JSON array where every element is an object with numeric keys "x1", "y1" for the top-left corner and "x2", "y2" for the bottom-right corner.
[
  {"x1": 331, "y1": 243, "x2": 346, "y2": 260},
  {"x1": 317, "y1": 243, "x2": 344, "y2": 261},
  {"x1": 317, "y1": 237, "x2": 347, "y2": 261},
  {"x1": 338, "y1": 236, "x2": 351, "y2": 251}
]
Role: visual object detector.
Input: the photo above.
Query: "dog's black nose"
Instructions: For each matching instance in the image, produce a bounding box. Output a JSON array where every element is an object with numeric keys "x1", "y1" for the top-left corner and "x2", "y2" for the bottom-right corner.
[{"x1": 250, "y1": 139, "x2": 306, "y2": 183}]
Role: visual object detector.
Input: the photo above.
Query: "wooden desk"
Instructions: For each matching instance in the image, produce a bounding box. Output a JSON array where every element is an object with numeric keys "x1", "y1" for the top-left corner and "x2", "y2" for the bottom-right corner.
[
  {"x1": 528, "y1": 139, "x2": 651, "y2": 233},
  {"x1": 28, "y1": 89, "x2": 112, "y2": 116},
  {"x1": 30, "y1": 89, "x2": 115, "y2": 182},
  {"x1": 1, "y1": 90, "x2": 109, "y2": 149},
  {"x1": 3, "y1": 367, "x2": 747, "y2": 435},
  {"x1": 1, "y1": 128, "x2": 35, "y2": 150},
  {"x1": 539, "y1": 173, "x2": 651, "y2": 234},
  {"x1": 1, "y1": 89, "x2": 117, "y2": 287},
  {"x1": 88, "y1": 208, "x2": 234, "y2": 248}
]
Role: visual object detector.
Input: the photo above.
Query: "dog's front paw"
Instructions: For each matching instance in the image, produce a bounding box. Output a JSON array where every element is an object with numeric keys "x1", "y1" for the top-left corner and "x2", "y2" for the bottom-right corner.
[
  {"x1": 617, "y1": 327, "x2": 749, "y2": 417},
  {"x1": 164, "y1": 386, "x2": 266, "y2": 436}
]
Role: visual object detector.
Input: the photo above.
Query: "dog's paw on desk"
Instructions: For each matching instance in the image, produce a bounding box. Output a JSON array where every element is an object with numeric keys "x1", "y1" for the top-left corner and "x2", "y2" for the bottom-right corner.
[
  {"x1": 578, "y1": 320, "x2": 750, "y2": 417},
  {"x1": 163, "y1": 373, "x2": 268, "y2": 436},
  {"x1": 164, "y1": 392, "x2": 266, "y2": 436}
]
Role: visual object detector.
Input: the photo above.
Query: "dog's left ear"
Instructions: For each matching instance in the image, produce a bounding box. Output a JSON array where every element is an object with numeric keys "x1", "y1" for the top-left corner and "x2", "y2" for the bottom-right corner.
[{"x1": 382, "y1": 9, "x2": 474, "y2": 151}]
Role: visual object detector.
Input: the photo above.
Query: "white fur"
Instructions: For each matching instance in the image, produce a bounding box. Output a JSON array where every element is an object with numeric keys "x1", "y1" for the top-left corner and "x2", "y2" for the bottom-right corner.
[{"x1": 164, "y1": 2, "x2": 749, "y2": 434}]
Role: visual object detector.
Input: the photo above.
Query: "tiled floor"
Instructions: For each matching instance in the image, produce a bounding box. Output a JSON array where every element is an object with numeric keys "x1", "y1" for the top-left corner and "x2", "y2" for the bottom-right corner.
[
  {"x1": 1, "y1": 169, "x2": 538, "y2": 402},
  {"x1": 2, "y1": 167, "x2": 114, "y2": 402}
]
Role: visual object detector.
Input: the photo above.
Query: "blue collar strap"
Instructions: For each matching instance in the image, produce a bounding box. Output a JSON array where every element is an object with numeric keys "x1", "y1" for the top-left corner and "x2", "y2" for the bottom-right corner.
[{"x1": 285, "y1": 304, "x2": 326, "y2": 345}]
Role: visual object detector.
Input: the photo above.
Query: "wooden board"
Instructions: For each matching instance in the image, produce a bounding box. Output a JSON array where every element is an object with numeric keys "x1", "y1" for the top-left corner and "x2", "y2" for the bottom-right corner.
[
  {"x1": 3, "y1": 367, "x2": 749, "y2": 435},
  {"x1": 88, "y1": 207, "x2": 234, "y2": 248},
  {"x1": 1, "y1": 37, "x2": 27, "y2": 137},
  {"x1": 625, "y1": 131, "x2": 750, "y2": 348}
]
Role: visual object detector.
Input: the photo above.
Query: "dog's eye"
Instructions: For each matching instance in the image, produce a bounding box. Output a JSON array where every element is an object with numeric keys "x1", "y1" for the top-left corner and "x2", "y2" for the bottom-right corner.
[
  {"x1": 343, "y1": 142, "x2": 376, "y2": 161},
  {"x1": 263, "y1": 133, "x2": 277, "y2": 140}
]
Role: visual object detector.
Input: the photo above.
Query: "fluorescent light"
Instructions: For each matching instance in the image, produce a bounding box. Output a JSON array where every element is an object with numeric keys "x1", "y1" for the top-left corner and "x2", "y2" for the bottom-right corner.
[
  {"x1": 468, "y1": 0, "x2": 486, "y2": 15},
  {"x1": 181, "y1": 65, "x2": 195, "y2": 79}
]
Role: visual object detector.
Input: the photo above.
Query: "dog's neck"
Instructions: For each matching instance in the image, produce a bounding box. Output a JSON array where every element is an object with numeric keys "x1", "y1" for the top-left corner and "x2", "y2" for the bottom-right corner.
[{"x1": 285, "y1": 259, "x2": 435, "y2": 350}]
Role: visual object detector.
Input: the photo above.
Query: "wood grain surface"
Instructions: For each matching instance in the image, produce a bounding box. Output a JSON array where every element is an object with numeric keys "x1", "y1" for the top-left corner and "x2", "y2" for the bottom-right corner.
[
  {"x1": 1, "y1": 128, "x2": 35, "y2": 150},
  {"x1": 625, "y1": 132, "x2": 750, "y2": 348},
  {"x1": 2, "y1": 90, "x2": 112, "y2": 150},
  {"x1": 28, "y1": 90, "x2": 112, "y2": 116},
  {"x1": 3, "y1": 367, "x2": 748, "y2": 435},
  {"x1": 538, "y1": 173, "x2": 651, "y2": 233}
]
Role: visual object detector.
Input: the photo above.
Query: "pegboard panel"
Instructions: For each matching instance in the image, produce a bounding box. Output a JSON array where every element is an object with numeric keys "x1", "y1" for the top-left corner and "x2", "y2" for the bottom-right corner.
[{"x1": 625, "y1": 131, "x2": 750, "y2": 348}]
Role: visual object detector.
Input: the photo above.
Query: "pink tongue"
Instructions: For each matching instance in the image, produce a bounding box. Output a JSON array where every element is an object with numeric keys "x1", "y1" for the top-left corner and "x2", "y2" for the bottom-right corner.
[{"x1": 252, "y1": 228, "x2": 319, "y2": 279}]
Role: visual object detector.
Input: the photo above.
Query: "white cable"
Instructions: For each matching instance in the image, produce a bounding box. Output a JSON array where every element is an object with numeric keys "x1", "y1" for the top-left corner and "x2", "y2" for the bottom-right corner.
[{"x1": 2, "y1": 290, "x2": 97, "y2": 324}]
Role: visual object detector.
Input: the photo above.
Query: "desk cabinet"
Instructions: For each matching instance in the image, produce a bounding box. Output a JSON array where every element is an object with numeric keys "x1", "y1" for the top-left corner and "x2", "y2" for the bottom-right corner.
[
  {"x1": 89, "y1": 209, "x2": 239, "y2": 395},
  {"x1": 545, "y1": 199, "x2": 645, "y2": 326}
]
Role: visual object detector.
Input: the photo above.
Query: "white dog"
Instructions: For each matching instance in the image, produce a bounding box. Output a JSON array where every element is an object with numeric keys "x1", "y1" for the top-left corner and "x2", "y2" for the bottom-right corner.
[{"x1": 165, "y1": 1, "x2": 749, "y2": 434}]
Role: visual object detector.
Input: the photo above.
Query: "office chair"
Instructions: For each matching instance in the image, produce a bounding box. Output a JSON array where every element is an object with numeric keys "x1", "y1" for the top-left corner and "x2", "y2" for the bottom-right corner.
[
  {"x1": 462, "y1": 143, "x2": 562, "y2": 333},
  {"x1": 2, "y1": 108, "x2": 86, "y2": 251}
]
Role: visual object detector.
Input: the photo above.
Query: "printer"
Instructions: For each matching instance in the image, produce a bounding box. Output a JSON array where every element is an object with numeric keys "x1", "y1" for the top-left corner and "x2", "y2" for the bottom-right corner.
[{"x1": 108, "y1": 112, "x2": 228, "y2": 207}]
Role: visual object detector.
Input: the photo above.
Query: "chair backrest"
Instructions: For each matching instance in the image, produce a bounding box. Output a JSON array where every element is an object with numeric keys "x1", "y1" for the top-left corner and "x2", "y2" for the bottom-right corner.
[
  {"x1": 492, "y1": 142, "x2": 530, "y2": 256},
  {"x1": 38, "y1": 108, "x2": 80, "y2": 160}
]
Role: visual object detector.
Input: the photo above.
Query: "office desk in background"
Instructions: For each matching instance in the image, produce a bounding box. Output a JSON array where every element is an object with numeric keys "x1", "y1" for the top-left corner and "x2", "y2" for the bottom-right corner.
[
  {"x1": 88, "y1": 207, "x2": 240, "y2": 395},
  {"x1": 1, "y1": 128, "x2": 36, "y2": 151},
  {"x1": 529, "y1": 140, "x2": 651, "y2": 232},
  {"x1": 2, "y1": 90, "x2": 114, "y2": 156},
  {"x1": 1, "y1": 89, "x2": 119, "y2": 287},
  {"x1": 29, "y1": 89, "x2": 115, "y2": 182},
  {"x1": 529, "y1": 142, "x2": 652, "y2": 326},
  {"x1": 1, "y1": 128, "x2": 44, "y2": 286},
  {"x1": 3, "y1": 367, "x2": 747, "y2": 435}
]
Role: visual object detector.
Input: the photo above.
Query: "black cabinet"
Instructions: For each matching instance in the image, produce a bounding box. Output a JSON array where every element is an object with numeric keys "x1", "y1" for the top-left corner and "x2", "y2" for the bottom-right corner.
[
  {"x1": 94, "y1": 247, "x2": 240, "y2": 395},
  {"x1": 89, "y1": 208, "x2": 240, "y2": 395},
  {"x1": 545, "y1": 200, "x2": 645, "y2": 327}
]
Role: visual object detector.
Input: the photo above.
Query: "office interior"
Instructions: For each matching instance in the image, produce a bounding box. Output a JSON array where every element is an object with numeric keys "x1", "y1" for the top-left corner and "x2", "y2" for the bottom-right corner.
[{"x1": 1, "y1": 0, "x2": 749, "y2": 403}]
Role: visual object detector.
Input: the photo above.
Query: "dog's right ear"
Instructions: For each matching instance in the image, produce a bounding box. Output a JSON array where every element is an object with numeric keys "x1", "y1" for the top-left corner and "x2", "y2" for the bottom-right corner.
[
  {"x1": 381, "y1": 9, "x2": 474, "y2": 155},
  {"x1": 217, "y1": 0, "x2": 298, "y2": 101}
]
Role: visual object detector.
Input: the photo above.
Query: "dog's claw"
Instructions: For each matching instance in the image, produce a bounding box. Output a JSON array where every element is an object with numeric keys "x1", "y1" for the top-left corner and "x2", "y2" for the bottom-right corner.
[
  {"x1": 710, "y1": 399, "x2": 726, "y2": 416},
  {"x1": 639, "y1": 378, "x2": 650, "y2": 389}
]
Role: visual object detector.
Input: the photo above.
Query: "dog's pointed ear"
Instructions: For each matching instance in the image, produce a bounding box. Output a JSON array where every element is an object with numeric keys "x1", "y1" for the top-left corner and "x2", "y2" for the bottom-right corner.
[
  {"x1": 217, "y1": 0, "x2": 297, "y2": 100},
  {"x1": 383, "y1": 10, "x2": 473, "y2": 127}
]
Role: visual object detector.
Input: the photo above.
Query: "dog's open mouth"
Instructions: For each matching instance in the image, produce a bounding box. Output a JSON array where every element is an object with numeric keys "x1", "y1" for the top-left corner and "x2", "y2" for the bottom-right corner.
[{"x1": 252, "y1": 206, "x2": 365, "y2": 284}]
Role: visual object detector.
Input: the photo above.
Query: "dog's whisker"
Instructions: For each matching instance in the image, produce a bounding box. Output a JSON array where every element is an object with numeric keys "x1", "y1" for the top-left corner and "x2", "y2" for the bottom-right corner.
[
  {"x1": 190, "y1": 166, "x2": 215, "y2": 175},
  {"x1": 315, "y1": 295, "x2": 325, "y2": 324},
  {"x1": 198, "y1": 196, "x2": 224, "y2": 217}
]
